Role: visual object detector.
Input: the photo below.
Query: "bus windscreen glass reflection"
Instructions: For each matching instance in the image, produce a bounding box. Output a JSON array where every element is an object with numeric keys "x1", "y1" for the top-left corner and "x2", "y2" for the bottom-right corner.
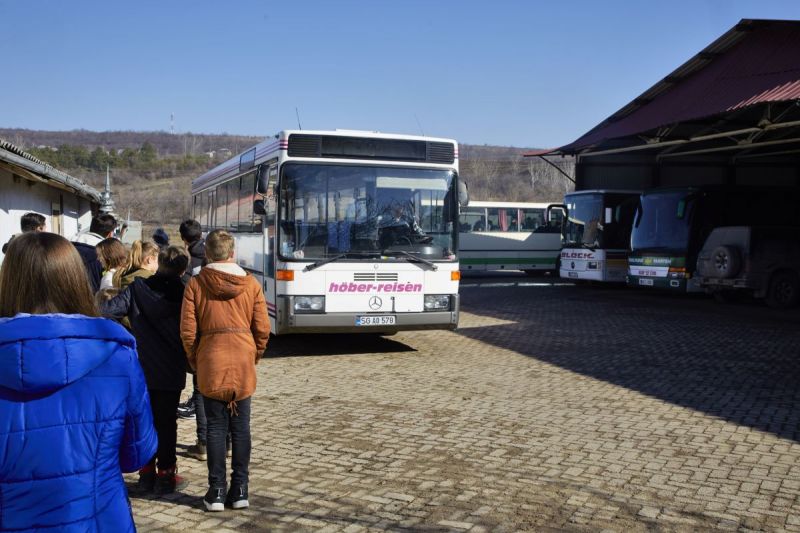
[{"x1": 279, "y1": 164, "x2": 457, "y2": 260}]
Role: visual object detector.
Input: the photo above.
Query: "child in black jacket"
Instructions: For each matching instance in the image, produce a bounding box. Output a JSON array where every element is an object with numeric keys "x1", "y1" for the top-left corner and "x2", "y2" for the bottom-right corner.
[{"x1": 101, "y1": 245, "x2": 190, "y2": 494}]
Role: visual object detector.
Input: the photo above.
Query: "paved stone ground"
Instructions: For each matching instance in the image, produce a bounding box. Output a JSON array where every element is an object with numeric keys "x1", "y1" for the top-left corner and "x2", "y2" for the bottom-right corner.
[{"x1": 129, "y1": 273, "x2": 800, "y2": 532}]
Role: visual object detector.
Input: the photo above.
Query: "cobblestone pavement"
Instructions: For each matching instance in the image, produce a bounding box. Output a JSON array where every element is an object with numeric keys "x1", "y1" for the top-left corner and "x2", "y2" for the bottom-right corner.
[{"x1": 130, "y1": 273, "x2": 800, "y2": 532}]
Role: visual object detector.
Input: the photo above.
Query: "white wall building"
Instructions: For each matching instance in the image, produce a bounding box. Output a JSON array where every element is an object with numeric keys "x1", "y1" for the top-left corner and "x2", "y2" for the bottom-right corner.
[{"x1": 0, "y1": 139, "x2": 102, "y2": 262}]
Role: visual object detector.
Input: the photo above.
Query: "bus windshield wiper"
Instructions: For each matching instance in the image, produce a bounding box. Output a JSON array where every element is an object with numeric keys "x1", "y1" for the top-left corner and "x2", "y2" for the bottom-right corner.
[
  {"x1": 580, "y1": 242, "x2": 597, "y2": 252},
  {"x1": 304, "y1": 254, "x2": 346, "y2": 272},
  {"x1": 303, "y1": 252, "x2": 379, "y2": 272},
  {"x1": 382, "y1": 250, "x2": 438, "y2": 271}
]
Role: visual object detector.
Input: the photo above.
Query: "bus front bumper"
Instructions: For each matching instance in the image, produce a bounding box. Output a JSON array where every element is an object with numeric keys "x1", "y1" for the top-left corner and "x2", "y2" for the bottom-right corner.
[
  {"x1": 274, "y1": 295, "x2": 460, "y2": 334},
  {"x1": 626, "y1": 275, "x2": 703, "y2": 292}
]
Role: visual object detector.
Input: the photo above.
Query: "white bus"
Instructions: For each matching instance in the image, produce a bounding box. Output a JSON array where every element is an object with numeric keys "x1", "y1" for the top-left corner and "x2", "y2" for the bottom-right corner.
[
  {"x1": 191, "y1": 130, "x2": 466, "y2": 334},
  {"x1": 556, "y1": 190, "x2": 640, "y2": 282},
  {"x1": 458, "y1": 201, "x2": 562, "y2": 274}
]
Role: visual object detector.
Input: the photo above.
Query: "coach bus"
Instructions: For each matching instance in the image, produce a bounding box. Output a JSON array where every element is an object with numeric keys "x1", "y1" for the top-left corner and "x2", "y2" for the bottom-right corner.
[
  {"x1": 627, "y1": 185, "x2": 800, "y2": 292},
  {"x1": 458, "y1": 201, "x2": 562, "y2": 275},
  {"x1": 191, "y1": 130, "x2": 466, "y2": 334},
  {"x1": 556, "y1": 190, "x2": 640, "y2": 282}
]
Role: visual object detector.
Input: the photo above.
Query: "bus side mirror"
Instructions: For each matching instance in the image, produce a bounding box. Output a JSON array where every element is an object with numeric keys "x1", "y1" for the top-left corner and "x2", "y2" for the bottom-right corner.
[
  {"x1": 256, "y1": 165, "x2": 269, "y2": 196},
  {"x1": 458, "y1": 180, "x2": 470, "y2": 208},
  {"x1": 546, "y1": 203, "x2": 567, "y2": 222},
  {"x1": 604, "y1": 207, "x2": 613, "y2": 224},
  {"x1": 253, "y1": 199, "x2": 266, "y2": 215}
]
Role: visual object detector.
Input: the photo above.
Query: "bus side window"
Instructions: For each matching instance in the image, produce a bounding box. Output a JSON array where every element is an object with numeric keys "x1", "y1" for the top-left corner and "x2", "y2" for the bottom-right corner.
[
  {"x1": 226, "y1": 179, "x2": 239, "y2": 232},
  {"x1": 460, "y1": 208, "x2": 486, "y2": 232},
  {"x1": 215, "y1": 184, "x2": 227, "y2": 229},
  {"x1": 519, "y1": 208, "x2": 544, "y2": 231},
  {"x1": 238, "y1": 172, "x2": 257, "y2": 232},
  {"x1": 198, "y1": 192, "x2": 207, "y2": 229},
  {"x1": 487, "y1": 208, "x2": 517, "y2": 232}
]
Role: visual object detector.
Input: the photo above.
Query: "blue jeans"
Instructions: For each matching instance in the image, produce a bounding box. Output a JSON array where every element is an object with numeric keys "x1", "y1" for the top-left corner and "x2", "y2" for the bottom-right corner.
[
  {"x1": 202, "y1": 396, "x2": 251, "y2": 488},
  {"x1": 192, "y1": 375, "x2": 207, "y2": 443}
]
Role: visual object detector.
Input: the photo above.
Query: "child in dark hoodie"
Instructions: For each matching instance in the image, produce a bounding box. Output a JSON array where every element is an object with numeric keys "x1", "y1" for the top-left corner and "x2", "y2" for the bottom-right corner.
[{"x1": 101, "y1": 245, "x2": 190, "y2": 494}]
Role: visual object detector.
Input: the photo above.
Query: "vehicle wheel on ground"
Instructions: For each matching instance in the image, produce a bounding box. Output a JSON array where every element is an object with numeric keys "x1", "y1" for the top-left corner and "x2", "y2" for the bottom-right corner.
[
  {"x1": 765, "y1": 271, "x2": 800, "y2": 309},
  {"x1": 711, "y1": 245, "x2": 741, "y2": 279}
]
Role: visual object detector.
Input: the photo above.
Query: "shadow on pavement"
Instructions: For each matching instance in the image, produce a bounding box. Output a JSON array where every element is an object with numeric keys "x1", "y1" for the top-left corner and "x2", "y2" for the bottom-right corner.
[
  {"x1": 457, "y1": 273, "x2": 800, "y2": 443},
  {"x1": 266, "y1": 333, "x2": 416, "y2": 358}
]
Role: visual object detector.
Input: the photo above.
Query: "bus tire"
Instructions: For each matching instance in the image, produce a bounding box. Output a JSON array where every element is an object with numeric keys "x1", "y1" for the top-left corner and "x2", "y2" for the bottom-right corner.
[
  {"x1": 711, "y1": 245, "x2": 741, "y2": 279},
  {"x1": 765, "y1": 271, "x2": 799, "y2": 309}
]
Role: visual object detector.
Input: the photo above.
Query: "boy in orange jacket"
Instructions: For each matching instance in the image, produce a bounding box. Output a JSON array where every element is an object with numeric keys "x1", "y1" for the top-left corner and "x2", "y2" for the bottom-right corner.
[{"x1": 180, "y1": 229, "x2": 270, "y2": 511}]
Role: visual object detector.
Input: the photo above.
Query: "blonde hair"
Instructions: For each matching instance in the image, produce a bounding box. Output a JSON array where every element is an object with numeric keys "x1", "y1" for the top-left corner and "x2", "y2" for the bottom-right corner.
[
  {"x1": 0, "y1": 232, "x2": 98, "y2": 317},
  {"x1": 113, "y1": 240, "x2": 159, "y2": 287},
  {"x1": 205, "y1": 230, "x2": 235, "y2": 262}
]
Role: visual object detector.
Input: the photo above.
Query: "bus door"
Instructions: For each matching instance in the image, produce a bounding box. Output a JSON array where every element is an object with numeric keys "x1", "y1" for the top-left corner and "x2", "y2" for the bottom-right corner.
[{"x1": 257, "y1": 162, "x2": 279, "y2": 326}]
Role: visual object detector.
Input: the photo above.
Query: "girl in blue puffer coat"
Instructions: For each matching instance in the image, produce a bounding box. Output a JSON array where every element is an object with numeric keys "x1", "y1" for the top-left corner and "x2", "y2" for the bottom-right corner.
[{"x1": 0, "y1": 232, "x2": 158, "y2": 532}]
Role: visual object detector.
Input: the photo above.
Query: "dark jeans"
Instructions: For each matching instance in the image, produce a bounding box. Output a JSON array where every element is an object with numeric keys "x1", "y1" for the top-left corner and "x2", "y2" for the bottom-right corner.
[
  {"x1": 148, "y1": 389, "x2": 182, "y2": 470},
  {"x1": 192, "y1": 374, "x2": 207, "y2": 443},
  {"x1": 203, "y1": 395, "x2": 251, "y2": 488}
]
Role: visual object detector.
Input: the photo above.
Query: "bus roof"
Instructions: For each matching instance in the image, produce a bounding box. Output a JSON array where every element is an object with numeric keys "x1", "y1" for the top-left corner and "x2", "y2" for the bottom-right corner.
[
  {"x1": 193, "y1": 129, "x2": 458, "y2": 193},
  {"x1": 566, "y1": 189, "x2": 642, "y2": 196},
  {"x1": 465, "y1": 201, "x2": 554, "y2": 209}
]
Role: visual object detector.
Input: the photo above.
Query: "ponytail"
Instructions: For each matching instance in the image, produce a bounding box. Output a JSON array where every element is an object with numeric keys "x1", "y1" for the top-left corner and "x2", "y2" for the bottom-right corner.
[{"x1": 113, "y1": 240, "x2": 159, "y2": 286}]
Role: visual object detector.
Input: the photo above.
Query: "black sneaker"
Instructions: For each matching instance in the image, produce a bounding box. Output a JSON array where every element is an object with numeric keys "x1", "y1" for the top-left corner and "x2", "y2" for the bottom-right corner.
[
  {"x1": 155, "y1": 466, "x2": 189, "y2": 495},
  {"x1": 204, "y1": 487, "x2": 226, "y2": 512},
  {"x1": 177, "y1": 404, "x2": 196, "y2": 419},
  {"x1": 136, "y1": 465, "x2": 156, "y2": 493},
  {"x1": 177, "y1": 398, "x2": 194, "y2": 410},
  {"x1": 226, "y1": 485, "x2": 249, "y2": 509}
]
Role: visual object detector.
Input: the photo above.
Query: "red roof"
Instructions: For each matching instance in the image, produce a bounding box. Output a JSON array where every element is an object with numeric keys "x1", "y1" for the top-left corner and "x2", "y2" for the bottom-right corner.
[
  {"x1": 521, "y1": 148, "x2": 557, "y2": 157},
  {"x1": 559, "y1": 19, "x2": 800, "y2": 153}
]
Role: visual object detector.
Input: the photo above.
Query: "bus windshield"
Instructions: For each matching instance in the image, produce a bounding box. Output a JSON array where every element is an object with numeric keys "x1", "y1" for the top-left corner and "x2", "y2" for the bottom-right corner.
[
  {"x1": 564, "y1": 193, "x2": 603, "y2": 248},
  {"x1": 279, "y1": 163, "x2": 457, "y2": 261},
  {"x1": 631, "y1": 191, "x2": 692, "y2": 252}
]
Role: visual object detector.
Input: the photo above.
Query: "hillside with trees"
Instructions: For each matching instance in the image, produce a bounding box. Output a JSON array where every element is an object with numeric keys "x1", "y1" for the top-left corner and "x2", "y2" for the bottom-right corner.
[{"x1": 0, "y1": 128, "x2": 574, "y2": 235}]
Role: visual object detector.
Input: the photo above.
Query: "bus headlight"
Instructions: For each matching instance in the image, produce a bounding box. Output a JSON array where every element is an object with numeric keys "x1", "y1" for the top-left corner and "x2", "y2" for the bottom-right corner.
[
  {"x1": 587, "y1": 261, "x2": 599, "y2": 270},
  {"x1": 294, "y1": 296, "x2": 325, "y2": 313},
  {"x1": 424, "y1": 294, "x2": 451, "y2": 311}
]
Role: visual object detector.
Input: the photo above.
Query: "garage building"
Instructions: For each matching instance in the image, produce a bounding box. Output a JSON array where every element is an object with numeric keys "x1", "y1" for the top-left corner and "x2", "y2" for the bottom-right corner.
[{"x1": 529, "y1": 18, "x2": 800, "y2": 190}]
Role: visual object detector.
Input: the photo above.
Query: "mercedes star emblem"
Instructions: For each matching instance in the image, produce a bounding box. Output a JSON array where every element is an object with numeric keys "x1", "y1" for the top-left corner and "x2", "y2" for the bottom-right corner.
[{"x1": 369, "y1": 296, "x2": 382, "y2": 310}]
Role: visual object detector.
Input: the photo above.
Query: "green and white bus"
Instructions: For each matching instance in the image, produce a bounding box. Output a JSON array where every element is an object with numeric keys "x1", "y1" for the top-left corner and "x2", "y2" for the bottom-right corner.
[{"x1": 458, "y1": 201, "x2": 562, "y2": 275}]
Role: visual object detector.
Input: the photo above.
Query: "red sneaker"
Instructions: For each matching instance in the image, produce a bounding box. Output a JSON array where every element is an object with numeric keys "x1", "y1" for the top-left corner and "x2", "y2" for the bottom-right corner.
[{"x1": 155, "y1": 466, "x2": 189, "y2": 494}]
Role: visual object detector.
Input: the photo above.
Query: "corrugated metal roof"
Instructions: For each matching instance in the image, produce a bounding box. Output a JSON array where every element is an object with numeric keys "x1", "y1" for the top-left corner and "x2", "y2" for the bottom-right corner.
[
  {"x1": 0, "y1": 139, "x2": 103, "y2": 203},
  {"x1": 558, "y1": 19, "x2": 800, "y2": 154}
]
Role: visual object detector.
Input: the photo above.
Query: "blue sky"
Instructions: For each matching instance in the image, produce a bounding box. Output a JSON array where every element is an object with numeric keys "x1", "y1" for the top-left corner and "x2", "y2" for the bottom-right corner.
[{"x1": 2, "y1": 1, "x2": 800, "y2": 147}]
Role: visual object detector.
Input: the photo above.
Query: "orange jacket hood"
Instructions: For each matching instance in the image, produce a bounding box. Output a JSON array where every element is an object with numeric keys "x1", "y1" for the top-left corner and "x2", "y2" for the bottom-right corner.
[{"x1": 197, "y1": 266, "x2": 250, "y2": 300}]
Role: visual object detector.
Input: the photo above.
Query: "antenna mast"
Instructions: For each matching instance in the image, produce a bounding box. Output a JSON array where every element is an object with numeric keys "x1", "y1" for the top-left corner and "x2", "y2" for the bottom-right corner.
[
  {"x1": 295, "y1": 107, "x2": 302, "y2": 130},
  {"x1": 414, "y1": 114, "x2": 425, "y2": 136}
]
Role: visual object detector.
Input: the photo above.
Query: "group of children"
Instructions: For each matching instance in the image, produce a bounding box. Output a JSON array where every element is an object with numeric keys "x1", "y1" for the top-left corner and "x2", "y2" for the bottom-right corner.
[{"x1": 96, "y1": 219, "x2": 270, "y2": 511}]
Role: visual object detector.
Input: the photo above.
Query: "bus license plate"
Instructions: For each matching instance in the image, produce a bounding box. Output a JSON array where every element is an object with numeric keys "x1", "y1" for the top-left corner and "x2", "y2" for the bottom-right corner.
[
  {"x1": 356, "y1": 315, "x2": 396, "y2": 326},
  {"x1": 568, "y1": 271, "x2": 578, "y2": 278},
  {"x1": 639, "y1": 278, "x2": 654, "y2": 286}
]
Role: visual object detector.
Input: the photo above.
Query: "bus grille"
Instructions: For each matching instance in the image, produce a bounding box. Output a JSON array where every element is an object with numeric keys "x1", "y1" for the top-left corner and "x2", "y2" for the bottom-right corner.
[{"x1": 354, "y1": 273, "x2": 398, "y2": 281}]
